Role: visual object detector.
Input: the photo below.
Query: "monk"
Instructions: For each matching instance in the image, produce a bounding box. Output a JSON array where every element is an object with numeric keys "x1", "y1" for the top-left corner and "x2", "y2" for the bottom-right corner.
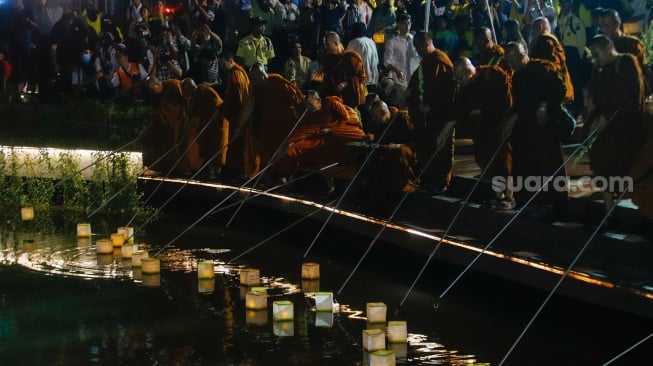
[
  {"x1": 321, "y1": 31, "x2": 368, "y2": 108},
  {"x1": 244, "y1": 63, "x2": 304, "y2": 176},
  {"x1": 144, "y1": 76, "x2": 185, "y2": 175},
  {"x1": 406, "y1": 31, "x2": 457, "y2": 194},
  {"x1": 181, "y1": 77, "x2": 228, "y2": 179},
  {"x1": 529, "y1": 17, "x2": 575, "y2": 104},
  {"x1": 474, "y1": 27, "x2": 509, "y2": 71},
  {"x1": 503, "y1": 42, "x2": 568, "y2": 218},
  {"x1": 586, "y1": 35, "x2": 645, "y2": 214},
  {"x1": 273, "y1": 90, "x2": 365, "y2": 181},
  {"x1": 438, "y1": 57, "x2": 514, "y2": 209},
  {"x1": 359, "y1": 100, "x2": 419, "y2": 204},
  {"x1": 219, "y1": 51, "x2": 253, "y2": 178}
]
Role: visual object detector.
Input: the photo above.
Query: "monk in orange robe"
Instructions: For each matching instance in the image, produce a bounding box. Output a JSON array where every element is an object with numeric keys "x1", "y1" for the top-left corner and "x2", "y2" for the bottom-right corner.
[
  {"x1": 220, "y1": 52, "x2": 254, "y2": 178},
  {"x1": 144, "y1": 76, "x2": 185, "y2": 175},
  {"x1": 406, "y1": 32, "x2": 457, "y2": 193},
  {"x1": 181, "y1": 78, "x2": 227, "y2": 178},
  {"x1": 245, "y1": 64, "x2": 304, "y2": 176},
  {"x1": 273, "y1": 91, "x2": 365, "y2": 180},
  {"x1": 359, "y1": 100, "x2": 419, "y2": 204},
  {"x1": 321, "y1": 31, "x2": 368, "y2": 108}
]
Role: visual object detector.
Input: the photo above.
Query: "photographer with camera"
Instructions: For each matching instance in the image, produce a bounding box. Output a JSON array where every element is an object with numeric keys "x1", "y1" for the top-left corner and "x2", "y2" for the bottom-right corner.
[{"x1": 149, "y1": 32, "x2": 183, "y2": 81}]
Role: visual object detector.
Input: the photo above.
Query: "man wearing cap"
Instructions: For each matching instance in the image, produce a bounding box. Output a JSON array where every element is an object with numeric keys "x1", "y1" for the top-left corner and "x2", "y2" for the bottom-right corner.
[
  {"x1": 383, "y1": 13, "x2": 420, "y2": 106},
  {"x1": 236, "y1": 16, "x2": 275, "y2": 70},
  {"x1": 111, "y1": 43, "x2": 148, "y2": 100}
]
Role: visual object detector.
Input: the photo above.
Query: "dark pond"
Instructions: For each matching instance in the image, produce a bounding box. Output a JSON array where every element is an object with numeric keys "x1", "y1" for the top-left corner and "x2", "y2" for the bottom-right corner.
[{"x1": 0, "y1": 203, "x2": 651, "y2": 366}]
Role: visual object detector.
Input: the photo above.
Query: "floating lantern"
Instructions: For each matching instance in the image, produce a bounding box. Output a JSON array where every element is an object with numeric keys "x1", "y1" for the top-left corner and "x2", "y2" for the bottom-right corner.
[
  {"x1": 315, "y1": 311, "x2": 333, "y2": 328},
  {"x1": 387, "y1": 321, "x2": 407, "y2": 343},
  {"x1": 240, "y1": 268, "x2": 260, "y2": 286},
  {"x1": 246, "y1": 309, "x2": 268, "y2": 326},
  {"x1": 301, "y1": 262, "x2": 320, "y2": 279},
  {"x1": 198, "y1": 278, "x2": 215, "y2": 293},
  {"x1": 118, "y1": 226, "x2": 134, "y2": 243},
  {"x1": 315, "y1": 292, "x2": 334, "y2": 312},
  {"x1": 302, "y1": 279, "x2": 320, "y2": 293},
  {"x1": 363, "y1": 329, "x2": 385, "y2": 352},
  {"x1": 273, "y1": 300, "x2": 294, "y2": 321},
  {"x1": 142, "y1": 273, "x2": 161, "y2": 287},
  {"x1": 273, "y1": 320, "x2": 294, "y2": 337},
  {"x1": 245, "y1": 291, "x2": 267, "y2": 310},
  {"x1": 197, "y1": 261, "x2": 215, "y2": 279},
  {"x1": 366, "y1": 302, "x2": 387, "y2": 324},
  {"x1": 96, "y1": 238, "x2": 114, "y2": 254},
  {"x1": 131, "y1": 250, "x2": 149, "y2": 267},
  {"x1": 113, "y1": 247, "x2": 122, "y2": 257},
  {"x1": 370, "y1": 350, "x2": 396, "y2": 366},
  {"x1": 77, "y1": 223, "x2": 92, "y2": 237},
  {"x1": 141, "y1": 258, "x2": 160, "y2": 274},
  {"x1": 21, "y1": 206, "x2": 34, "y2": 221},
  {"x1": 389, "y1": 343, "x2": 407, "y2": 359},
  {"x1": 111, "y1": 232, "x2": 125, "y2": 246},
  {"x1": 96, "y1": 253, "x2": 114, "y2": 266},
  {"x1": 121, "y1": 244, "x2": 138, "y2": 258}
]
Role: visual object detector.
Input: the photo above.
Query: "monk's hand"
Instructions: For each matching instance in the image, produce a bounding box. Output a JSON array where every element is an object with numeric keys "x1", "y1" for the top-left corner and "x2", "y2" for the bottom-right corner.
[
  {"x1": 591, "y1": 115, "x2": 608, "y2": 134},
  {"x1": 388, "y1": 143, "x2": 402, "y2": 150},
  {"x1": 336, "y1": 82, "x2": 347, "y2": 91},
  {"x1": 468, "y1": 108, "x2": 482, "y2": 117},
  {"x1": 318, "y1": 128, "x2": 332, "y2": 135},
  {"x1": 501, "y1": 114, "x2": 517, "y2": 139},
  {"x1": 366, "y1": 133, "x2": 375, "y2": 142},
  {"x1": 536, "y1": 103, "x2": 548, "y2": 126}
]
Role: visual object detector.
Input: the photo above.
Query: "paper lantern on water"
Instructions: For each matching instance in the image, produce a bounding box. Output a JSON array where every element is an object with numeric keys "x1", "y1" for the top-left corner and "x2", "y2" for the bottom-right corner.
[
  {"x1": 121, "y1": 244, "x2": 138, "y2": 258},
  {"x1": 387, "y1": 321, "x2": 407, "y2": 343},
  {"x1": 245, "y1": 291, "x2": 267, "y2": 310},
  {"x1": 96, "y1": 238, "x2": 114, "y2": 254},
  {"x1": 315, "y1": 311, "x2": 333, "y2": 328},
  {"x1": 131, "y1": 250, "x2": 148, "y2": 267},
  {"x1": 366, "y1": 302, "x2": 387, "y2": 324},
  {"x1": 21, "y1": 206, "x2": 34, "y2": 221},
  {"x1": 273, "y1": 300, "x2": 294, "y2": 321},
  {"x1": 111, "y1": 233, "x2": 125, "y2": 246},
  {"x1": 302, "y1": 279, "x2": 320, "y2": 293},
  {"x1": 363, "y1": 329, "x2": 385, "y2": 352},
  {"x1": 273, "y1": 320, "x2": 294, "y2": 337},
  {"x1": 240, "y1": 268, "x2": 260, "y2": 286},
  {"x1": 315, "y1": 292, "x2": 334, "y2": 312},
  {"x1": 142, "y1": 273, "x2": 161, "y2": 287},
  {"x1": 117, "y1": 226, "x2": 135, "y2": 243},
  {"x1": 77, "y1": 223, "x2": 92, "y2": 237},
  {"x1": 198, "y1": 278, "x2": 215, "y2": 293},
  {"x1": 370, "y1": 350, "x2": 396, "y2": 366},
  {"x1": 197, "y1": 261, "x2": 215, "y2": 279},
  {"x1": 301, "y1": 262, "x2": 320, "y2": 279},
  {"x1": 389, "y1": 343, "x2": 407, "y2": 359},
  {"x1": 246, "y1": 309, "x2": 268, "y2": 326},
  {"x1": 141, "y1": 258, "x2": 160, "y2": 274}
]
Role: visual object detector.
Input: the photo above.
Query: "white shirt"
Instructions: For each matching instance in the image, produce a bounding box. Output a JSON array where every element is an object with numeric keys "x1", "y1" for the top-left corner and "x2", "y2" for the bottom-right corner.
[
  {"x1": 346, "y1": 36, "x2": 379, "y2": 86},
  {"x1": 384, "y1": 32, "x2": 420, "y2": 89}
]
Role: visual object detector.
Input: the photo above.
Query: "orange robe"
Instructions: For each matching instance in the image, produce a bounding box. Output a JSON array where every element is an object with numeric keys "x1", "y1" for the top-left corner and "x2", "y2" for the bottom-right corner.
[
  {"x1": 406, "y1": 48, "x2": 457, "y2": 189},
  {"x1": 361, "y1": 107, "x2": 419, "y2": 204},
  {"x1": 530, "y1": 34, "x2": 575, "y2": 103},
  {"x1": 221, "y1": 64, "x2": 254, "y2": 177},
  {"x1": 322, "y1": 51, "x2": 368, "y2": 108},
  {"x1": 274, "y1": 96, "x2": 365, "y2": 179},
  {"x1": 183, "y1": 85, "x2": 227, "y2": 173},
  {"x1": 144, "y1": 79, "x2": 185, "y2": 174},
  {"x1": 250, "y1": 74, "x2": 304, "y2": 175},
  {"x1": 450, "y1": 65, "x2": 512, "y2": 179}
]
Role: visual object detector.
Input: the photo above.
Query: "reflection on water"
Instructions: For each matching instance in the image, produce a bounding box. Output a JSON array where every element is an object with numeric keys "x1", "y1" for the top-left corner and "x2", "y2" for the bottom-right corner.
[{"x1": 0, "y1": 219, "x2": 480, "y2": 365}]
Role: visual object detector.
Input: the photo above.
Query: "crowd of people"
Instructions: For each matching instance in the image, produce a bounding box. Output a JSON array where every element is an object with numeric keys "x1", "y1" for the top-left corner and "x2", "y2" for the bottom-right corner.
[{"x1": 0, "y1": 0, "x2": 652, "y2": 222}]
